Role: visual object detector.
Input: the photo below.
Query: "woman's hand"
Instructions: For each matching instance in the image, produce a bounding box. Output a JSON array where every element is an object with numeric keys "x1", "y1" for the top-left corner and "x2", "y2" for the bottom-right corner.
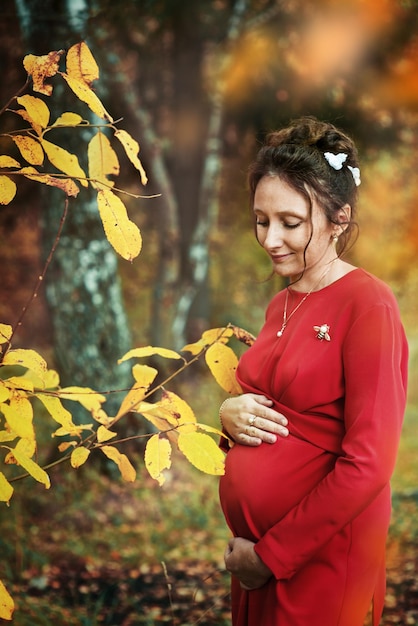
[
  {"x1": 224, "y1": 537, "x2": 272, "y2": 590},
  {"x1": 219, "y1": 393, "x2": 289, "y2": 446}
]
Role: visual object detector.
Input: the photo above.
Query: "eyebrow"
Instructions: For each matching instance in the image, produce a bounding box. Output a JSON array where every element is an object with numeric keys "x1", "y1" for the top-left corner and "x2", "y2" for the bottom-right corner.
[{"x1": 253, "y1": 207, "x2": 306, "y2": 219}]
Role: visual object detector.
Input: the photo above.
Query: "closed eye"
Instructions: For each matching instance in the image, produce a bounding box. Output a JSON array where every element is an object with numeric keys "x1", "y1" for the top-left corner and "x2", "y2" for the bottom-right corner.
[{"x1": 284, "y1": 222, "x2": 302, "y2": 229}]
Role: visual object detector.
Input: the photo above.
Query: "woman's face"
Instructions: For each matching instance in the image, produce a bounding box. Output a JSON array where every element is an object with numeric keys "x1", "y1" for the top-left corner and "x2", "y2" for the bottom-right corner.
[{"x1": 253, "y1": 175, "x2": 337, "y2": 285}]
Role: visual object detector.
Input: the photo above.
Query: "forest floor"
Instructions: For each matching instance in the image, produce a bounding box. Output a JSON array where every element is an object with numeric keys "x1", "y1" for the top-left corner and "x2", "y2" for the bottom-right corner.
[{"x1": 2, "y1": 465, "x2": 418, "y2": 626}]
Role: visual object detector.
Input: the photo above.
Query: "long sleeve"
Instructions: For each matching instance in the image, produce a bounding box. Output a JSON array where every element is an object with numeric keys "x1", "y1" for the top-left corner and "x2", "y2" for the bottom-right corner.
[{"x1": 254, "y1": 303, "x2": 408, "y2": 580}]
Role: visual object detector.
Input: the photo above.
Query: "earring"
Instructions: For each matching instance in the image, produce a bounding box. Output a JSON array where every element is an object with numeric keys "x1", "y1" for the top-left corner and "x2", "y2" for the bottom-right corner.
[{"x1": 332, "y1": 234, "x2": 338, "y2": 243}]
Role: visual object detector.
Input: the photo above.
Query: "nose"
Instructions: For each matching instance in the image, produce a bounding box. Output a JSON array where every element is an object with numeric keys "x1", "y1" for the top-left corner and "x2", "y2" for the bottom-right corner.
[{"x1": 263, "y1": 223, "x2": 284, "y2": 251}]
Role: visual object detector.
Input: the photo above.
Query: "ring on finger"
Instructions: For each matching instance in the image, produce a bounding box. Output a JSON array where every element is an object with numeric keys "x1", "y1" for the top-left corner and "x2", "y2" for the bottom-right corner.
[{"x1": 248, "y1": 415, "x2": 256, "y2": 426}]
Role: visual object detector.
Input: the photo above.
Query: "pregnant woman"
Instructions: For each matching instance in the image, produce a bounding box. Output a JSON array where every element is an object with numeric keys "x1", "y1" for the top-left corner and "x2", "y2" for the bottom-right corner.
[{"x1": 218, "y1": 116, "x2": 408, "y2": 626}]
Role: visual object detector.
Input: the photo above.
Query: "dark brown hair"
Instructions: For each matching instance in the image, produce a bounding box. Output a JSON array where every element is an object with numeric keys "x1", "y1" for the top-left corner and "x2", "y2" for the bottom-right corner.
[{"x1": 248, "y1": 116, "x2": 360, "y2": 255}]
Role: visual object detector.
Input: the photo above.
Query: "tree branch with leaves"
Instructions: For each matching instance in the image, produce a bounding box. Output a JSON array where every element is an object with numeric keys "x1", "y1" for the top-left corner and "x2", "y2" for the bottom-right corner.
[{"x1": 0, "y1": 42, "x2": 254, "y2": 620}]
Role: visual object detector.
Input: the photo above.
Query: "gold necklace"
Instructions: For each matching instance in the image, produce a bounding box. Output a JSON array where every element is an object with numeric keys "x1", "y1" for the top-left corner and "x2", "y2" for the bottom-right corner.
[{"x1": 277, "y1": 261, "x2": 336, "y2": 338}]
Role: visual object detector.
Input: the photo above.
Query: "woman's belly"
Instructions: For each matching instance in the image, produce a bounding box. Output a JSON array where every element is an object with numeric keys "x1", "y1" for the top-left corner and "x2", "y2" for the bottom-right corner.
[{"x1": 219, "y1": 435, "x2": 337, "y2": 541}]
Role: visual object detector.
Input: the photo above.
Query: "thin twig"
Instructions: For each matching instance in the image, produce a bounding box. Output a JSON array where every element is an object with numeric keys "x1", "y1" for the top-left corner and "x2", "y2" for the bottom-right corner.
[
  {"x1": 0, "y1": 79, "x2": 30, "y2": 117},
  {"x1": 161, "y1": 561, "x2": 177, "y2": 625},
  {"x1": 8, "y1": 197, "x2": 69, "y2": 347}
]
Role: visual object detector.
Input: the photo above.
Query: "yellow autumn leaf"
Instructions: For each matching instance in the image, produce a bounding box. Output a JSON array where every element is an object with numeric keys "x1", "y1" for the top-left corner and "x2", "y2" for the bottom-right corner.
[
  {"x1": 1, "y1": 403, "x2": 34, "y2": 440},
  {"x1": 10, "y1": 393, "x2": 34, "y2": 422},
  {"x1": 3, "y1": 348, "x2": 47, "y2": 379},
  {"x1": 0, "y1": 430, "x2": 16, "y2": 443},
  {"x1": 14, "y1": 437, "x2": 36, "y2": 459},
  {"x1": 58, "y1": 441, "x2": 76, "y2": 452},
  {"x1": 62, "y1": 73, "x2": 113, "y2": 122},
  {"x1": 40, "y1": 138, "x2": 88, "y2": 187},
  {"x1": 132, "y1": 364, "x2": 159, "y2": 386},
  {"x1": 114, "y1": 364, "x2": 158, "y2": 419},
  {"x1": 88, "y1": 131, "x2": 119, "y2": 189},
  {"x1": 52, "y1": 424, "x2": 91, "y2": 438},
  {"x1": 178, "y1": 431, "x2": 225, "y2": 475},
  {"x1": 205, "y1": 342, "x2": 243, "y2": 394},
  {"x1": 196, "y1": 422, "x2": 227, "y2": 439},
  {"x1": 20, "y1": 166, "x2": 80, "y2": 197},
  {"x1": 10, "y1": 446, "x2": 50, "y2": 488},
  {"x1": 0, "y1": 472, "x2": 13, "y2": 504},
  {"x1": 3, "y1": 394, "x2": 34, "y2": 441},
  {"x1": 91, "y1": 409, "x2": 112, "y2": 426},
  {"x1": 97, "y1": 425, "x2": 117, "y2": 443},
  {"x1": 182, "y1": 326, "x2": 233, "y2": 355},
  {"x1": 136, "y1": 401, "x2": 178, "y2": 432},
  {"x1": 96, "y1": 188, "x2": 142, "y2": 261},
  {"x1": 230, "y1": 324, "x2": 256, "y2": 347},
  {"x1": 0, "y1": 323, "x2": 12, "y2": 344},
  {"x1": 58, "y1": 386, "x2": 106, "y2": 414},
  {"x1": 0, "y1": 176, "x2": 17, "y2": 205},
  {"x1": 0, "y1": 385, "x2": 10, "y2": 403},
  {"x1": 159, "y1": 390, "x2": 197, "y2": 433},
  {"x1": 16, "y1": 95, "x2": 50, "y2": 129},
  {"x1": 114, "y1": 129, "x2": 148, "y2": 185},
  {"x1": 118, "y1": 346, "x2": 181, "y2": 364},
  {"x1": 11, "y1": 135, "x2": 44, "y2": 166},
  {"x1": 52, "y1": 112, "x2": 84, "y2": 127},
  {"x1": 100, "y1": 445, "x2": 136, "y2": 482},
  {"x1": 43, "y1": 368, "x2": 60, "y2": 389},
  {"x1": 5, "y1": 377, "x2": 34, "y2": 393},
  {"x1": 23, "y1": 50, "x2": 62, "y2": 95},
  {"x1": 66, "y1": 42, "x2": 99, "y2": 86},
  {"x1": 37, "y1": 393, "x2": 79, "y2": 436},
  {"x1": 0, "y1": 156, "x2": 20, "y2": 168},
  {"x1": 0, "y1": 578, "x2": 14, "y2": 620},
  {"x1": 144, "y1": 434, "x2": 172, "y2": 486},
  {"x1": 71, "y1": 446, "x2": 91, "y2": 468}
]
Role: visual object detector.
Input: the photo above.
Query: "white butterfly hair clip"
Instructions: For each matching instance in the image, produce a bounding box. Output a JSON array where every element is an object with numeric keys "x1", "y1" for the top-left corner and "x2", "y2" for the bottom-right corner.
[
  {"x1": 347, "y1": 165, "x2": 361, "y2": 186},
  {"x1": 323, "y1": 152, "x2": 361, "y2": 186}
]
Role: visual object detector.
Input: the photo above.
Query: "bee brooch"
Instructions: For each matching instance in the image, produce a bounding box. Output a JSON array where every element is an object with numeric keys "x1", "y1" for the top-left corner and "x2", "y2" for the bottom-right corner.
[{"x1": 313, "y1": 324, "x2": 331, "y2": 341}]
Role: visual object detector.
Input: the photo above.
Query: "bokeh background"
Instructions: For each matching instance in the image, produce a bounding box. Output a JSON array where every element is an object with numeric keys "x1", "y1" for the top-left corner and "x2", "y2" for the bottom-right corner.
[{"x1": 1, "y1": 0, "x2": 417, "y2": 624}]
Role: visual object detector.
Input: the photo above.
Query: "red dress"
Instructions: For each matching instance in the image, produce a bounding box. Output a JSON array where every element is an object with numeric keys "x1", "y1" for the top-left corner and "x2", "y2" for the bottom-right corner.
[{"x1": 219, "y1": 269, "x2": 408, "y2": 626}]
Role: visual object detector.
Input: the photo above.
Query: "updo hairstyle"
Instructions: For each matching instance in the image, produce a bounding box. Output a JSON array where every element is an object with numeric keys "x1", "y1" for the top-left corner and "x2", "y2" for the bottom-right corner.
[{"x1": 248, "y1": 116, "x2": 360, "y2": 255}]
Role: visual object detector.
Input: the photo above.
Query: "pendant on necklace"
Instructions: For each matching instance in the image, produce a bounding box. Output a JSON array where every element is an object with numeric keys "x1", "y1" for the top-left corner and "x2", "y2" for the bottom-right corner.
[{"x1": 277, "y1": 330, "x2": 283, "y2": 337}]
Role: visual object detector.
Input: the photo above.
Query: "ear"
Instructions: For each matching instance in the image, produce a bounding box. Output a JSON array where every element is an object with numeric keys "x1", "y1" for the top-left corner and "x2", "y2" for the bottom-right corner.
[{"x1": 335, "y1": 204, "x2": 351, "y2": 234}]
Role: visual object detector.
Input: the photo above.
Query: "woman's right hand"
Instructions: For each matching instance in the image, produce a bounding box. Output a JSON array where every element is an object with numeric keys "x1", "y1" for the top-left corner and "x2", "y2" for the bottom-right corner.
[{"x1": 219, "y1": 393, "x2": 289, "y2": 447}]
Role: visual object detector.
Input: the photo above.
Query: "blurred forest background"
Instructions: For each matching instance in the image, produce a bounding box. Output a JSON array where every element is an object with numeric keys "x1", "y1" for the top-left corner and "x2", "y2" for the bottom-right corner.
[{"x1": 1, "y1": 0, "x2": 418, "y2": 624}]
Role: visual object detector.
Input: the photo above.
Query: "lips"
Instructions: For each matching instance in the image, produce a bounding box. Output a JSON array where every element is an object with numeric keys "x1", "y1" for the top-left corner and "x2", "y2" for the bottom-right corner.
[{"x1": 270, "y1": 253, "x2": 292, "y2": 262}]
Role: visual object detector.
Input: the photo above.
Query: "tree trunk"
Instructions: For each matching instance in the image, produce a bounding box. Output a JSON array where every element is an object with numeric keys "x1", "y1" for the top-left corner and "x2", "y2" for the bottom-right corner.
[{"x1": 14, "y1": 0, "x2": 133, "y2": 418}]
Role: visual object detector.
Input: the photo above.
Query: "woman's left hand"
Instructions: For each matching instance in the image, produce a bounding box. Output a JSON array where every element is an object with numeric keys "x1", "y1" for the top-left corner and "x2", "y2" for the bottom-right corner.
[{"x1": 224, "y1": 537, "x2": 272, "y2": 590}]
